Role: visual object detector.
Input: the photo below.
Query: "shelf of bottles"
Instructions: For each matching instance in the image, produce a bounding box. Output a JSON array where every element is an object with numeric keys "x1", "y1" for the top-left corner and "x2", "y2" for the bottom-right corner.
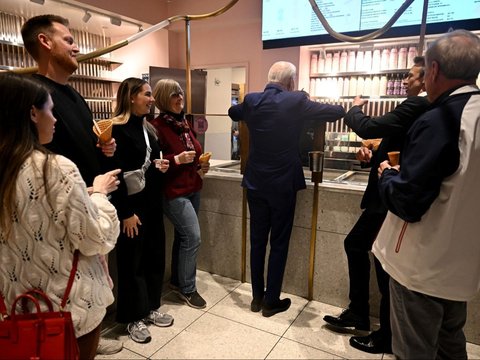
[
  {"x1": 0, "y1": 11, "x2": 120, "y2": 120},
  {"x1": 306, "y1": 40, "x2": 421, "y2": 171}
]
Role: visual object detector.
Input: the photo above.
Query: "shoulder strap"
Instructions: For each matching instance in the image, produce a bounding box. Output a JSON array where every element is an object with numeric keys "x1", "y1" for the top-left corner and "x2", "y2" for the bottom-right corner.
[{"x1": 61, "y1": 249, "x2": 79, "y2": 310}]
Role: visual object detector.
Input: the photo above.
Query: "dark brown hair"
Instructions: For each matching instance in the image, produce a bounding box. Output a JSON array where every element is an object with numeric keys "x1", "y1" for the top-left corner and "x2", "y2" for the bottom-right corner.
[{"x1": 21, "y1": 14, "x2": 69, "y2": 60}]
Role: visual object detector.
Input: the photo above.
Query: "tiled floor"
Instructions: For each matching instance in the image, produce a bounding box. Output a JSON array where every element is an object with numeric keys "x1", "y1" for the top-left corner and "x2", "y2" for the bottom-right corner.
[{"x1": 97, "y1": 270, "x2": 480, "y2": 359}]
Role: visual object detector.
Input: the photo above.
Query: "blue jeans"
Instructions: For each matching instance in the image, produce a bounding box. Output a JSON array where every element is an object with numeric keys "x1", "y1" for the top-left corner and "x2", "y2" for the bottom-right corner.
[{"x1": 163, "y1": 192, "x2": 201, "y2": 294}]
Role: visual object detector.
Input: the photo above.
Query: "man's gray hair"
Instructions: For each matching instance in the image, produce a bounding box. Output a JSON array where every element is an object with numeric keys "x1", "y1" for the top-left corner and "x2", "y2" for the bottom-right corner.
[
  {"x1": 426, "y1": 29, "x2": 480, "y2": 81},
  {"x1": 268, "y1": 61, "x2": 296, "y2": 88}
]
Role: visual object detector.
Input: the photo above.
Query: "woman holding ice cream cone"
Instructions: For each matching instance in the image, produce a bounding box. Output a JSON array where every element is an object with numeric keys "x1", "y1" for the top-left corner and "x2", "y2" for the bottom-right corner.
[{"x1": 150, "y1": 79, "x2": 210, "y2": 309}]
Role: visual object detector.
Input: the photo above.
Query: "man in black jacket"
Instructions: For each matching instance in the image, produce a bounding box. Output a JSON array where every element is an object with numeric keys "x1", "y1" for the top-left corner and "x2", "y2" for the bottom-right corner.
[{"x1": 323, "y1": 57, "x2": 429, "y2": 354}]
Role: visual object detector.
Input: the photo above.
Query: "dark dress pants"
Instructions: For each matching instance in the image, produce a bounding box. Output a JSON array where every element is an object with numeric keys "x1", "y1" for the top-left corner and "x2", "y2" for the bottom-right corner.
[
  {"x1": 246, "y1": 189, "x2": 297, "y2": 305},
  {"x1": 344, "y1": 209, "x2": 386, "y2": 318},
  {"x1": 115, "y1": 192, "x2": 166, "y2": 323}
]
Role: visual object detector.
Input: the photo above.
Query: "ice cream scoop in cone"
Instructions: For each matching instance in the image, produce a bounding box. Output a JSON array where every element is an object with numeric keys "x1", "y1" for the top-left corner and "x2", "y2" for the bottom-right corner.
[
  {"x1": 93, "y1": 119, "x2": 113, "y2": 144},
  {"x1": 199, "y1": 152, "x2": 212, "y2": 163}
]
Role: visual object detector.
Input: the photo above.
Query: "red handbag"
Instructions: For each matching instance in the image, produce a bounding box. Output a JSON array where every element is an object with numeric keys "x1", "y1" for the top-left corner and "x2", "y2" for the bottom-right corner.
[{"x1": 0, "y1": 250, "x2": 80, "y2": 360}]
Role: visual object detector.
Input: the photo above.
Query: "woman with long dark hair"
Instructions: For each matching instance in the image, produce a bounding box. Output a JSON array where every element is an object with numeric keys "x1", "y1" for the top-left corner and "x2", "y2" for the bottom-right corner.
[{"x1": 0, "y1": 73, "x2": 120, "y2": 359}]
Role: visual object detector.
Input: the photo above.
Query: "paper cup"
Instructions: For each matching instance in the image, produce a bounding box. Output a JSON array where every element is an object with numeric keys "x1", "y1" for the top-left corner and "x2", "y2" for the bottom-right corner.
[{"x1": 388, "y1": 151, "x2": 400, "y2": 166}]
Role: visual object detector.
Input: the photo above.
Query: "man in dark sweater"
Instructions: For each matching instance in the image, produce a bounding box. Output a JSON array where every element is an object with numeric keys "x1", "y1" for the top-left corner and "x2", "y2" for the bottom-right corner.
[
  {"x1": 323, "y1": 57, "x2": 429, "y2": 354},
  {"x1": 21, "y1": 14, "x2": 121, "y2": 356}
]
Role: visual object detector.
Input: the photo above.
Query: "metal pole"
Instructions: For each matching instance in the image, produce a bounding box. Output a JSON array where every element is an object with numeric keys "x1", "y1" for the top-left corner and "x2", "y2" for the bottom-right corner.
[
  {"x1": 185, "y1": 19, "x2": 192, "y2": 115},
  {"x1": 418, "y1": 0, "x2": 429, "y2": 56},
  {"x1": 308, "y1": 181, "x2": 319, "y2": 300}
]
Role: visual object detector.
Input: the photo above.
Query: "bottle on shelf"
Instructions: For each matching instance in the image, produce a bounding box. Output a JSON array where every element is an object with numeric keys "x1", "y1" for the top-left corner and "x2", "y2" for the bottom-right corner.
[
  {"x1": 343, "y1": 77, "x2": 350, "y2": 97},
  {"x1": 332, "y1": 52, "x2": 340, "y2": 73},
  {"x1": 386, "y1": 74, "x2": 395, "y2": 95},
  {"x1": 372, "y1": 75, "x2": 380, "y2": 97},
  {"x1": 337, "y1": 77, "x2": 344, "y2": 98},
  {"x1": 355, "y1": 50, "x2": 364, "y2": 71},
  {"x1": 393, "y1": 74, "x2": 402, "y2": 95},
  {"x1": 380, "y1": 75, "x2": 388, "y2": 96},
  {"x1": 325, "y1": 52, "x2": 333, "y2": 73},
  {"x1": 349, "y1": 76, "x2": 358, "y2": 96},
  {"x1": 340, "y1": 50, "x2": 348, "y2": 72},
  {"x1": 347, "y1": 50, "x2": 356, "y2": 72},
  {"x1": 381, "y1": 48, "x2": 390, "y2": 70},
  {"x1": 310, "y1": 78, "x2": 316, "y2": 96},
  {"x1": 398, "y1": 47, "x2": 408, "y2": 69},
  {"x1": 356, "y1": 76, "x2": 365, "y2": 95},
  {"x1": 318, "y1": 53, "x2": 326, "y2": 73},
  {"x1": 310, "y1": 52, "x2": 318, "y2": 74},
  {"x1": 364, "y1": 76, "x2": 372, "y2": 96},
  {"x1": 407, "y1": 46, "x2": 418, "y2": 68},
  {"x1": 372, "y1": 49, "x2": 381, "y2": 71},
  {"x1": 389, "y1": 47, "x2": 398, "y2": 70},
  {"x1": 363, "y1": 50, "x2": 372, "y2": 72}
]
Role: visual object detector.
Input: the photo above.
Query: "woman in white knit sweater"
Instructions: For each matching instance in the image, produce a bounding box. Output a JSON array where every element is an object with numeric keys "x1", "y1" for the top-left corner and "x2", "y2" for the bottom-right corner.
[{"x1": 0, "y1": 73, "x2": 121, "y2": 359}]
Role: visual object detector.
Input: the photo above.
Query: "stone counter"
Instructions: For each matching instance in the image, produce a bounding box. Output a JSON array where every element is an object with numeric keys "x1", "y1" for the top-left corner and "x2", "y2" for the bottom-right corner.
[{"x1": 164, "y1": 170, "x2": 479, "y2": 344}]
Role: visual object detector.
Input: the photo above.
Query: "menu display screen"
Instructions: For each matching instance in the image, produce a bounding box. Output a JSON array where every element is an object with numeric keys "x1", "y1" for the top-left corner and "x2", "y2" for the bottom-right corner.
[{"x1": 262, "y1": 0, "x2": 480, "y2": 48}]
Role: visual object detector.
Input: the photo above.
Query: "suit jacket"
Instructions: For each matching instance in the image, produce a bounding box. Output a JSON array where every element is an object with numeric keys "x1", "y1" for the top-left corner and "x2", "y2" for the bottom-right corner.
[
  {"x1": 228, "y1": 83, "x2": 345, "y2": 193},
  {"x1": 344, "y1": 95, "x2": 430, "y2": 211}
]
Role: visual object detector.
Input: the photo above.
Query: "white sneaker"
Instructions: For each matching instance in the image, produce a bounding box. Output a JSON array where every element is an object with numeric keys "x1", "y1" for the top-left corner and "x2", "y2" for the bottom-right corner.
[
  {"x1": 96, "y1": 337, "x2": 123, "y2": 355},
  {"x1": 145, "y1": 310, "x2": 174, "y2": 327}
]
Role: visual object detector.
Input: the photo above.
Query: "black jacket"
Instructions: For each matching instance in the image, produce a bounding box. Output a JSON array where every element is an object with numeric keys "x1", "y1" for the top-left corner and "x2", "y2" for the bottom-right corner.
[{"x1": 345, "y1": 96, "x2": 430, "y2": 212}]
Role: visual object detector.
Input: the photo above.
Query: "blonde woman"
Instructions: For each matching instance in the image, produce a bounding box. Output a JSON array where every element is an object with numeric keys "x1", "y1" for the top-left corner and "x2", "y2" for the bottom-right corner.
[{"x1": 150, "y1": 79, "x2": 210, "y2": 309}]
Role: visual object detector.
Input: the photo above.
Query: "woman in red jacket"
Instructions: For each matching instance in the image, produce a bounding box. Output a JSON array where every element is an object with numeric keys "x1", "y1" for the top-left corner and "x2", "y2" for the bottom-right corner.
[{"x1": 150, "y1": 79, "x2": 210, "y2": 309}]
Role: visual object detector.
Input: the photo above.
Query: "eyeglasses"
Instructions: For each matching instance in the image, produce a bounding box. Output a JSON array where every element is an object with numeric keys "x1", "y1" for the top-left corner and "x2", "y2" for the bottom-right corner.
[{"x1": 170, "y1": 92, "x2": 184, "y2": 98}]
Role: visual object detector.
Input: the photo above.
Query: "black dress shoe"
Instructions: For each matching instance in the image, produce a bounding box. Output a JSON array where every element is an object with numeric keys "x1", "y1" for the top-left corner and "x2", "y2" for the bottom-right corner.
[
  {"x1": 349, "y1": 331, "x2": 392, "y2": 354},
  {"x1": 262, "y1": 298, "x2": 291, "y2": 317},
  {"x1": 250, "y1": 297, "x2": 263, "y2": 312},
  {"x1": 323, "y1": 308, "x2": 370, "y2": 331}
]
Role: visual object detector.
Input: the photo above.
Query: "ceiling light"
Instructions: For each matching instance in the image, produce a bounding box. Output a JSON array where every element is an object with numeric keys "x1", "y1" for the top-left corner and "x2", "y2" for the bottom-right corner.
[
  {"x1": 110, "y1": 17, "x2": 122, "y2": 26},
  {"x1": 82, "y1": 11, "x2": 92, "y2": 23},
  {"x1": 30, "y1": 0, "x2": 45, "y2": 4}
]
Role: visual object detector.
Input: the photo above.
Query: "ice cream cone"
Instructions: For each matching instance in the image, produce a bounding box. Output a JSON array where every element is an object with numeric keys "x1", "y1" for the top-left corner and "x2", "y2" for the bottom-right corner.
[
  {"x1": 388, "y1": 151, "x2": 400, "y2": 166},
  {"x1": 93, "y1": 119, "x2": 113, "y2": 144},
  {"x1": 199, "y1": 152, "x2": 212, "y2": 163}
]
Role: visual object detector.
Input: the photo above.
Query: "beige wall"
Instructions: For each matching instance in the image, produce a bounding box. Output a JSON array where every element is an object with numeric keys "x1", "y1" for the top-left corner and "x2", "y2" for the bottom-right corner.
[{"x1": 77, "y1": 0, "x2": 301, "y2": 92}]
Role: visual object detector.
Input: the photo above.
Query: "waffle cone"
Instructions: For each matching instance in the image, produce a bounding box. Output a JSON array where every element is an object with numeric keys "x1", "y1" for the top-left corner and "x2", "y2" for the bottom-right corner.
[
  {"x1": 199, "y1": 152, "x2": 212, "y2": 163},
  {"x1": 361, "y1": 138, "x2": 382, "y2": 151},
  {"x1": 93, "y1": 119, "x2": 113, "y2": 143}
]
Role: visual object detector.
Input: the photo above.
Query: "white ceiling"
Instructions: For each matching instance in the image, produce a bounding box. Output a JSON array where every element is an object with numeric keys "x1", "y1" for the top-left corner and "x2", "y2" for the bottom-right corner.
[{"x1": 0, "y1": 0, "x2": 152, "y2": 40}]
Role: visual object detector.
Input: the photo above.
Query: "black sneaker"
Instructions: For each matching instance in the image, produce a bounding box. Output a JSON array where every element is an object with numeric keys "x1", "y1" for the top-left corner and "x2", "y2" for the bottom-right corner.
[
  {"x1": 262, "y1": 298, "x2": 291, "y2": 317},
  {"x1": 177, "y1": 290, "x2": 207, "y2": 309},
  {"x1": 323, "y1": 308, "x2": 370, "y2": 331}
]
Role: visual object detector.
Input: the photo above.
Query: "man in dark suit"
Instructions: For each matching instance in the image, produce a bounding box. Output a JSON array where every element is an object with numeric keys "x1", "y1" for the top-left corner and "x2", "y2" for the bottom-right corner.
[
  {"x1": 323, "y1": 57, "x2": 429, "y2": 354},
  {"x1": 228, "y1": 61, "x2": 345, "y2": 317}
]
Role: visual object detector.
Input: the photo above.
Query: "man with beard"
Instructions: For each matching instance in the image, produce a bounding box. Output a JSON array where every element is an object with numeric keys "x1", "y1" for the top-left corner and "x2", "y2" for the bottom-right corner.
[{"x1": 20, "y1": 15, "x2": 122, "y2": 356}]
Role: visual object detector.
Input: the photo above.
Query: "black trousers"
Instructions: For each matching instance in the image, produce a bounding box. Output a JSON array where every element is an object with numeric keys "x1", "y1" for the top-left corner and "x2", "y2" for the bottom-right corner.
[
  {"x1": 246, "y1": 189, "x2": 297, "y2": 305},
  {"x1": 115, "y1": 192, "x2": 166, "y2": 323},
  {"x1": 344, "y1": 208, "x2": 391, "y2": 338}
]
